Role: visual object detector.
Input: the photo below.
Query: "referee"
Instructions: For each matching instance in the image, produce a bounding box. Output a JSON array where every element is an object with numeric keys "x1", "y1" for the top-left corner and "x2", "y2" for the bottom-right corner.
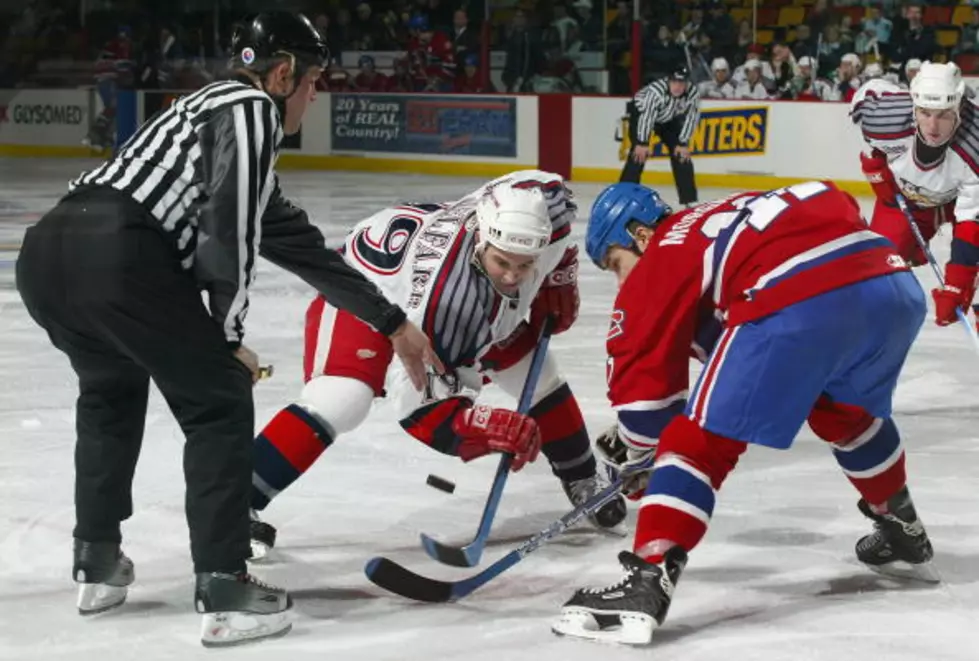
[
  {"x1": 620, "y1": 66, "x2": 701, "y2": 206},
  {"x1": 15, "y1": 11, "x2": 441, "y2": 647}
]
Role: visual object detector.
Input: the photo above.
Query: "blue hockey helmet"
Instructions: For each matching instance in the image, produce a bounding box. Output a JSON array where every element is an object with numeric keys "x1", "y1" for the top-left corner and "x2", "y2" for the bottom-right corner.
[{"x1": 585, "y1": 183, "x2": 672, "y2": 268}]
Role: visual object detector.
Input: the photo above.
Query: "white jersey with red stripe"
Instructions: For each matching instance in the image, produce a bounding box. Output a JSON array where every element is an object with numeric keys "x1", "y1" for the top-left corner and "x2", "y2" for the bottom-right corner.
[
  {"x1": 605, "y1": 181, "x2": 909, "y2": 450},
  {"x1": 849, "y1": 78, "x2": 979, "y2": 219},
  {"x1": 341, "y1": 169, "x2": 575, "y2": 417}
]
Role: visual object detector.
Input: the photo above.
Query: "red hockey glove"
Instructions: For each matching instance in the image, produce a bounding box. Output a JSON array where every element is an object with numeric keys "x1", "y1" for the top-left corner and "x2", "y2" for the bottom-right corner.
[
  {"x1": 860, "y1": 149, "x2": 900, "y2": 206},
  {"x1": 452, "y1": 404, "x2": 541, "y2": 471},
  {"x1": 932, "y1": 263, "x2": 978, "y2": 326},
  {"x1": 530, "y1": 245, "x2": 579, "y2": 335}
]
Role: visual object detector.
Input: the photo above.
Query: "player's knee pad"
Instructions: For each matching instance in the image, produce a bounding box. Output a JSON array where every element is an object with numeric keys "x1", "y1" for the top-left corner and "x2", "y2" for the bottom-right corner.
[
  {"x1": 807, "y1": 395, "x2": 876, "y2": 445},
  {"x1": 656, "y1": 415, "x2": 747, "y2": 490},
  {"x1": 298, "y1": 375, "x2": 375, "y2": 435},
  {"x1": 530, "y1": 381, "x2": 595, "y2": 482}
]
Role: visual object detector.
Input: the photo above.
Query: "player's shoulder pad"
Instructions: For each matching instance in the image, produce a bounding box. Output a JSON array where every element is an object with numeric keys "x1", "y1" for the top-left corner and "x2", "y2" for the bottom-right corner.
[
  {"x1": 850, "y1": 78, "x2": 908, "y2": 118},
  {"x1": 951, "y1": 102, "x2": 979, "y2": 176}
]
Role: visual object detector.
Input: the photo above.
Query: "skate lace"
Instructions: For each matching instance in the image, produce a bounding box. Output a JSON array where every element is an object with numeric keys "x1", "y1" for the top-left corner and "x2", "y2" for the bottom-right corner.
[
  {"x1": 243, "y1": 573, "x2": 279, "y2": 592},
  {"x1": 580, "y1": 565, "x2": 638, "y2": 595}
]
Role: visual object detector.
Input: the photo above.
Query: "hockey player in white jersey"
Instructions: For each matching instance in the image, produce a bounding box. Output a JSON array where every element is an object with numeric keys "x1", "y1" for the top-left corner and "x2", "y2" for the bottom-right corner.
[
  {"x1": 697, "y1": 58, "x2": 735, "y2": 99},
  {"x1": 851, "y1": 61, "x2": 979, "y2": 330},
  {"x1": 247, "y1": 171, "x2": 628, "y2": 557}
]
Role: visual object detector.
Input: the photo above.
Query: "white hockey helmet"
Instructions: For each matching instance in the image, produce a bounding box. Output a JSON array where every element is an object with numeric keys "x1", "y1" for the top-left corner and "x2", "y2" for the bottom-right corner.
[
  {"x1": 711, "y1": 57, "x2": 729, "y2": 72},
  {"x1": 910, "y1": 61, "x2": 965, "y2": 111},
  {"x1": 797, "y1": 55, "x2": 815, "y2": 68},
  {"x1": 476, "y1": 186, "x2": 552, "y2": 256}
]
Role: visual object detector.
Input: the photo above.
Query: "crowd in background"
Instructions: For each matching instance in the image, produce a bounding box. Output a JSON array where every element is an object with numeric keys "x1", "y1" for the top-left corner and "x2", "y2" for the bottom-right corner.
[{"x1": 3, "y1": 0, "x2": 979, "y2": 99}]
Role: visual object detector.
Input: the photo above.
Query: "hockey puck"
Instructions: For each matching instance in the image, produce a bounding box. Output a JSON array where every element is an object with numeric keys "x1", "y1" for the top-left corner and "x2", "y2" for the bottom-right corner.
[{"x1": 426, "y1": 474, "x2": 456, "y2": 494}]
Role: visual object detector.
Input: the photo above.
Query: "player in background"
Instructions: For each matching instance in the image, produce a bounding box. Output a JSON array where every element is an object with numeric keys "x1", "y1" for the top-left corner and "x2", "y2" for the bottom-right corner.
[
  {"x1": 551, "y1": 182, "x2": 936, "y2": 646},
  {"x1": 829, "y1": 52, "x2": 863, "y2": 101},
  {"x1": 84, "y1": 25, "x2": 134, "y2": 151},
  {"x1": 790, "y1": 55, "x2": 834, "y2": 101},
  {"x1": 852, "y1": 61, "x2": 979, "y2": 331},
  {"x1": 697, "y1": 58, "x2": 735, "y2": 99},
  {"x1": 248, "y1": 171, "x2": 627, "y2": 558},
  {"x1": 353, "y1": 54, "x2": 389, "y2": 91},
  {"x1": 407, "y1": 14, "x2": 456, "y2": 92}
]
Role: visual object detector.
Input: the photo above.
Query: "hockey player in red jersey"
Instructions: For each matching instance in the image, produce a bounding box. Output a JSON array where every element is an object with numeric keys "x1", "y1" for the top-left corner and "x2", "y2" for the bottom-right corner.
[
  {"x1": 84, "y1": 25, "x2": 134, "y2": 151},
  {"x1": 407, "y1": 14, "x2": 456, "y2": 92},
  {"x1": 551, "y1": 182, "x2": 937, "y2": 646},
  {"x1": 248, "y1": 171, "x2": 627, "y2": 558},
  {"x1": 353, "y1": 54, "x2": 389, "y2": 92},
  {"x1": 852, "y1": 61, "x2": 979, "y2": 331}
]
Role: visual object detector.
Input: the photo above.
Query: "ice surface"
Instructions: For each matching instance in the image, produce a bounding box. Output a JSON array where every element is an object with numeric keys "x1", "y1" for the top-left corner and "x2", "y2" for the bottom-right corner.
[{"x1": 0, "y1": 159, "x2": 976, "y2": 660}]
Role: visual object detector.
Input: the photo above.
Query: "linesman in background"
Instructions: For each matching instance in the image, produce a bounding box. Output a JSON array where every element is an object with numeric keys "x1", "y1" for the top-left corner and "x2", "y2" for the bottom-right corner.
[
  {"x1": 620, "y1": 67, "x2": 701, "y2": 206},
  {"x1": 15, "y1": 11, "x2": 441, "y2": 647}
]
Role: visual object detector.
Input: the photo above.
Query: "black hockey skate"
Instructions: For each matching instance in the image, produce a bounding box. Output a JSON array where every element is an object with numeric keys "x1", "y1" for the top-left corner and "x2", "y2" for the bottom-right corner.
[
  {"x1": 563, "y1": 474, "x2": 628, "y2": 532},
  {"x1": 855, "y1": 487, "x2": 939, "y2": 583},
  {"x1": 552, "y1": 546, "x2": 687, "y2": 645},
  {"x1": 195, "y1": 571, "x2": 292, "y2": 647},
  {"x1": 73, "y1": 539, "x2": 135, "y2": 615},
  {"x1": 248, "y1": 509, "x2": 277, "y2": 562}
]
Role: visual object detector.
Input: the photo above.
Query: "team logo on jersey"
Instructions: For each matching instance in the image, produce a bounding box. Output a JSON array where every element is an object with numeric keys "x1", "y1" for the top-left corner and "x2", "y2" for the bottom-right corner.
[
  {"x1": 240, "y1": 47, "x2": 256, "y2": 65},
  {"x1": 607, "y1": 309, "x2": 626, "y2": 340}
]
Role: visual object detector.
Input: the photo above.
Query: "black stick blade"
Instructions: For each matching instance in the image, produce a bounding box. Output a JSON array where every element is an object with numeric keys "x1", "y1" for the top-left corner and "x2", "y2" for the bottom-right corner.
[{"x1": 364, "y1": 557, "x2": 455, "y2": 603}]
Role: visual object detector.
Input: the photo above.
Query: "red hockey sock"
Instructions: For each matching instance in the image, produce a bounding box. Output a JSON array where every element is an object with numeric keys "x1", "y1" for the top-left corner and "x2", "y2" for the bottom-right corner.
[
  {"x1": 252, "y1": 404, "x2": 334, "y2": 510},
  {"x1": 530, "y1": 383, "x2": 596, "y2": 482}
]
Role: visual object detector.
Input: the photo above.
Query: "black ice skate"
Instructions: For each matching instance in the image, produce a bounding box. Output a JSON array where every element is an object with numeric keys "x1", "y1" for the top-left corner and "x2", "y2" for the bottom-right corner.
[
  {"x1": 73, "y1": 539, "x2": 134, "y2": 615},
  {"x1": 248, "y1": 509, "x2": 277, "y2": 562},
  {"x1": 856, "y1": 487, "x2": 939, "y2": 583},
  {"x1": 562, "y1": 474, "x2": 628, "y2": 533},
  {"x1": 195, "y1": 571, "x2": 292, "y2": 647},
  {"x1": 552, "y1": 546, "x2": 687, "y2": 645}
]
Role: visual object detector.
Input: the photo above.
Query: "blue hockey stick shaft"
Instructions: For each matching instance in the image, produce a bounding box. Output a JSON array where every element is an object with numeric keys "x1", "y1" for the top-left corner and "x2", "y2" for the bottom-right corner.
[
  {"x1": 420, "y1": 316, "x2": 555, "y2": 566},
  {"x1": 894, "y1": 194, "x2": 979, "y2": 355}
]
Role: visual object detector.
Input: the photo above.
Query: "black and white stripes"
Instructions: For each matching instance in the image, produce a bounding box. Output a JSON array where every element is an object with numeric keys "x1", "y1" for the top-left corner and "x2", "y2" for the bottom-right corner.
[
  {"x1": 633, "y1": 78, "x2": 701, "y2": 145},
  {"x1": 70, "y1": 79, "x2": 283, "y2": 344}
]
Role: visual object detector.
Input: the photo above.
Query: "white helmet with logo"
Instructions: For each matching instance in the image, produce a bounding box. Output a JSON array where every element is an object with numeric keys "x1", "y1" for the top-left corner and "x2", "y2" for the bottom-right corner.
[
  {"x1": 910, "y1": 61, "x2": 965, "y2": 111},
  {"x1": 476, "y1": 186, "x2": 552, "y2": 256}
]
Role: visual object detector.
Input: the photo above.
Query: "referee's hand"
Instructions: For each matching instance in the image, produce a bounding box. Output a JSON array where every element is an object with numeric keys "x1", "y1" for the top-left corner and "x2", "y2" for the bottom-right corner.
[
  {"x1": 234, "y1": 345, "x2": 261, "y2": 384},
  {"x1": 390, "y1": 320, "x2": 446, "y2": 391}
]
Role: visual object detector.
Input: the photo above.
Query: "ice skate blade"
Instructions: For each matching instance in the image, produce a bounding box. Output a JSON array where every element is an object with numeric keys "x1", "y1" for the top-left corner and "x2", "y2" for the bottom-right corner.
[
  {"x1": 77, "y1": 583, "x2": 128, "y2": 615},
  {"x1": 865, "y1": 559, "x2": 942, "y2": 584},
  {"x1": 248, "y1": 540, "x2": 271, "y2": 563},
  {"x1": 200, "y1": 610, "x2": 292, "y2": 647},
  {"x1": 551, "y1": 607, "x2": 656, "y2": 646}
]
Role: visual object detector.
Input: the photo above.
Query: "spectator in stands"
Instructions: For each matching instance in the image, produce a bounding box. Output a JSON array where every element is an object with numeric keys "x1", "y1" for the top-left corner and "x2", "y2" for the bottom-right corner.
[
  {"x1": 698, "y1": 57, "x2": 735, "y2": 98},
  {"x1": 769, "y1": 41, "x2": 797, "y2": 98},
  {"x1": 859, "y1": 5, "x2": 893, "y2": 58},
  {"x1": 407, "y1": 14, "x2": 456, "y2": 91},
  {"x1": 818, "y1": 24, "x2": 846, "y2": 76},
  {"x1": 354, "y1": 54, "x2": 389, "y2": 91},
  {"x1": 680, "y1": 4, "x2": 706, "y2": 46},
  {"x1": 829, "y1": 52, "x2": 862, "y2": 101},
  {"x1": 318, "y1": 57, "x2": 354, "y2": 92},
  {"x1": 571, "y1": 0, "x2": 602, "y2": 51},
  {"x1": 734, "y1": 60, "x2": 772, "y2": 100},
  {"x1": 791, "y1": 24, "x2": 818, "y2": 62},
  {"x1": 532, "y1": 42, "x2": 584, "y2": 93},
  {"x1": 450, "y1": 9, "x2": 478, "y2": 68},
  {"x1": 806, "y1": 0, "x2": 834, "y2": 41},
  {"x1": 733, "y1": 44, "x2": 773, "y2": 84},
  {"x1": 645, "y1": 25, "x2": 684, "y2": 80},
  {"x1": 892, "y1": 4, "x2": 937, "y2": 63},
  {"x1": 454, "y1": 52, "x2": 495, "y2": 93},
  {"x1": 790, "y1": 55, "x2": 834, "y2": 100},
  {"x1": 904, "y1": 57, "x2": 921, "y2": 85},
  {"x1": 704, "y1": 0, "x2": 736, "y2": 64},
  {"x1": 735, "y1": 19, "x2": 753, "y2": 55},
  {"x1": 386, "y1": 54, "x2": 416, "y2": 91},
  {"x1": 549, "y1": 3, "x2": 579, "y2": 54},
  {"x1": 502, "y1": 8, "x2": 544, "y2": 93},
  {"x1": 349, "y1": 1, "x2": 387, "y2": 50},
  {"x1": 954, "y1": 8, "x2": 979, "y2": 56}
]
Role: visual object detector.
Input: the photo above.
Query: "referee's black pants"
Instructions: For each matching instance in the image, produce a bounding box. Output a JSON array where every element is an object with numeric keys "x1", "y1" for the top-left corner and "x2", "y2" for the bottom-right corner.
[
  {"x1": 15, "y1": 187, "x2": 254, "y2": 574},
  {"x1": 619, "y1": 116, "x2": 698, "y2": 205}
]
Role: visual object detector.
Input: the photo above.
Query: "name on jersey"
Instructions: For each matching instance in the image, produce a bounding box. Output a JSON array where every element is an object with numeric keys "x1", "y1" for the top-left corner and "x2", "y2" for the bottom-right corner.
[
  {"x1": 620, "y1": 106, "x2": 768, "y2": 160},
  {"x1": 659, "y1": 196, "x2": 734, "y2": 246},
  {"x1": 406, "y1": 207, "x2": 472, "y2": 309}
]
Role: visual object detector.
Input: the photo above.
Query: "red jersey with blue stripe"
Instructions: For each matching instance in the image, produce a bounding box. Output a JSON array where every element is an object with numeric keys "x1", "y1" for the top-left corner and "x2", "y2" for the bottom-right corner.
[{"x1": 607, "y1": 180, "x2": 910, "y2": 449}]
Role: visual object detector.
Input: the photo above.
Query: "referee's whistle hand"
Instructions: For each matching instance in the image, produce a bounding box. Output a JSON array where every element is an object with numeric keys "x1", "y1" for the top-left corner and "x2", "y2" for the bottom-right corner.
[{"x1": 632, "y1": 145, "x2": 649, "y2": 163}]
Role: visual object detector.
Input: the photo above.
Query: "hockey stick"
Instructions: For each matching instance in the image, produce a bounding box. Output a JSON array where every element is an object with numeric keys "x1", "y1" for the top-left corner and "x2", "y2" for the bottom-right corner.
[
  {"x1": 419, "y1": 316, "x2": 556, "y2": 568},
  {"x1": 367, "y1": 473, "x2": 625, "y2": 602},
  {"x1": 894, "y1": 193, "x2": 979, "y2": 354}
]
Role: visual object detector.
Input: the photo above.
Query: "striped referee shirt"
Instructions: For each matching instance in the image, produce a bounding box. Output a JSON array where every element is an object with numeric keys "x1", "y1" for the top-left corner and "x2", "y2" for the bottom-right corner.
[
  {"x1": 70, "y1": 79, "x2": 278, "y2": 344},
  {"x1": 631, "y1": 78, "x2": 701, "y2": 146}
]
